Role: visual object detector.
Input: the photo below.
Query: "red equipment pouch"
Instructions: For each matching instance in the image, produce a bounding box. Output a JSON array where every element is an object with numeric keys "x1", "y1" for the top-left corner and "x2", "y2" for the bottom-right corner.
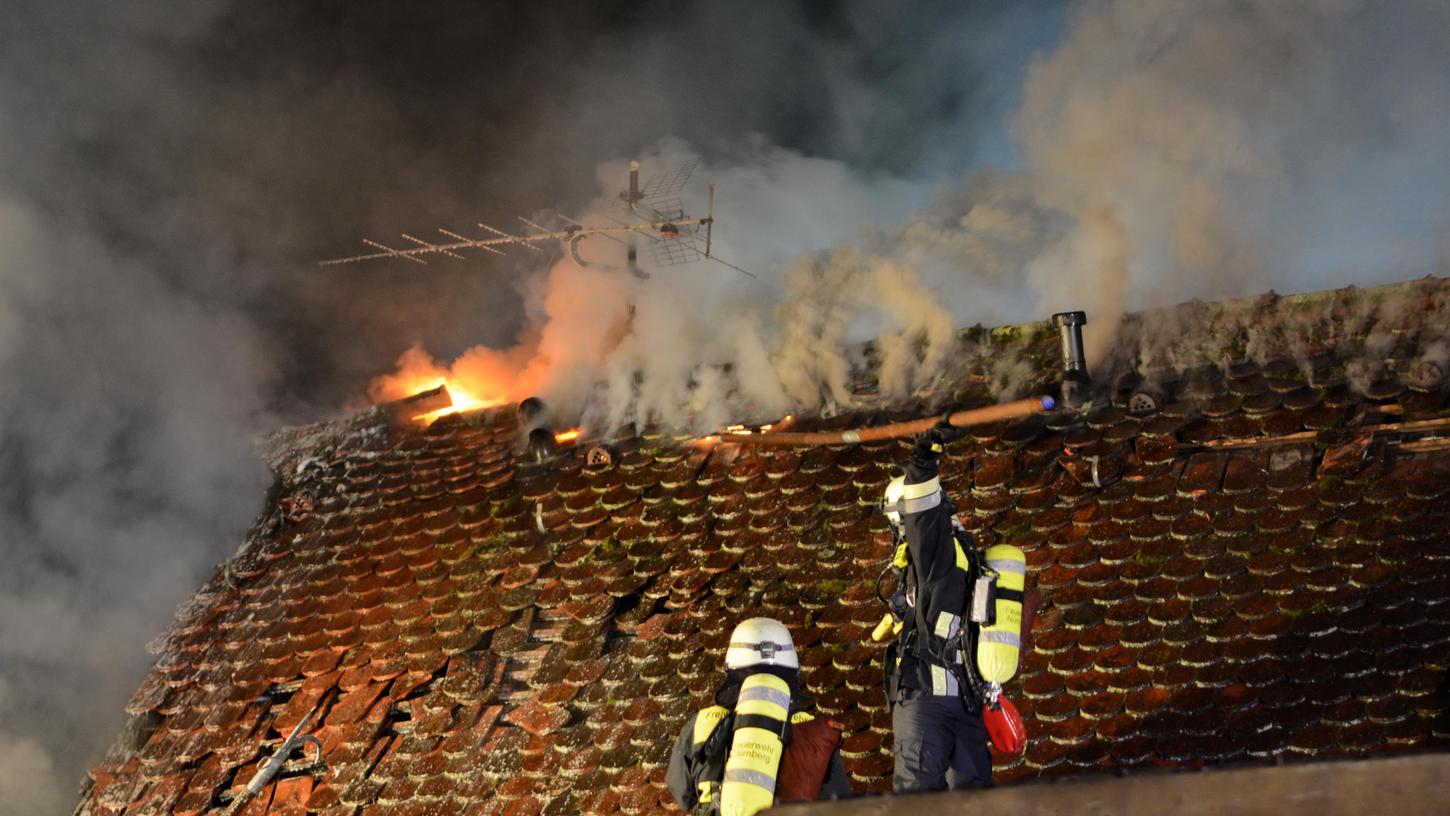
[
  {"x1": 777, "y1": 716, "x2": 844, "y2": 801},
  {"x1": 984, "y1": 695, "x2": 1026, "y2": 755}
]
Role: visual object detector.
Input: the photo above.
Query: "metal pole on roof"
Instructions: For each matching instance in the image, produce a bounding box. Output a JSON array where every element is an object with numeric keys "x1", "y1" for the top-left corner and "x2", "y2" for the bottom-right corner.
[
  {"x1": 717, "y1": 396, "x2": 1055, "y2": 447},
  {"x1": 221, "y1": 694, "x2": 328, "y2": 816}
]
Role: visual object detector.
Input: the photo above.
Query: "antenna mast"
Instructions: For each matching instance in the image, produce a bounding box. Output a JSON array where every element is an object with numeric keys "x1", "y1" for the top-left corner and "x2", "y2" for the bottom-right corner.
[{"x1": 323, "y1": 158, "x2": 754, "y2": 279}]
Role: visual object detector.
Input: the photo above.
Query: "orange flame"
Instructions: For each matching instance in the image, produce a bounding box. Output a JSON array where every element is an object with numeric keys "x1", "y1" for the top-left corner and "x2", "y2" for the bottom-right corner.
[
  {"x1": 554, "y1": 428, "x2": 582, "y2": 443},
  {"x1": 410, "y1": 380, "x2": 502, "y2": 423},
  {"x1": 719, "y1": 414, "x2": 795, "y2": 437},
  {"x1": 372, "y1": 345, "x2": 512, "y2": 424}
]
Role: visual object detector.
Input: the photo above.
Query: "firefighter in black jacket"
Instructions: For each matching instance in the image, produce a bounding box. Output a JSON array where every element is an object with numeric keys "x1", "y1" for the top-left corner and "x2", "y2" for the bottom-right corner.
[{"x1": 881, "y1": 423, "x2": 993, "y2": 792}]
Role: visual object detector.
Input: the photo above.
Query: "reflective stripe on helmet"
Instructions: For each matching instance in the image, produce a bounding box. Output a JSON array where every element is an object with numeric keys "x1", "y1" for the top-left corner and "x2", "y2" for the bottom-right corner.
[
  {"x1": 901, "y1": 492, "x2": 940, "y2": 514},
  {"x1": 728, "y1": 640, "x2": 794, "y2": 660},
  {"x1": 898, "y1": 476, "x2": 942, "y2": 515},
  {"x1": 900, "y1": 476, "x2": 940, "y2": 499}
]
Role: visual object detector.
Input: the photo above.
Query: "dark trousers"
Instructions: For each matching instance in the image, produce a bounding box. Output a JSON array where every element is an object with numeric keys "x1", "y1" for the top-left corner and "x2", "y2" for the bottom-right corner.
[{"x1": 892, "y1": 690, "x2": 992, "y2": 792}]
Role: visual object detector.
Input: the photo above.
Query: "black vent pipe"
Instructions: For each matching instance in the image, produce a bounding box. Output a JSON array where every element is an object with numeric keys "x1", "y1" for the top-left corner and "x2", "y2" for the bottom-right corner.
[
  {"x1": 1052, "y1": 311, "x2": 1089, "y2": 405},
  {"x1": 527, "y1": 427, "x2": 558, "y2": 463},
  {"x1": 517, "y1": 396, "x2": 546, "y2": 425}
]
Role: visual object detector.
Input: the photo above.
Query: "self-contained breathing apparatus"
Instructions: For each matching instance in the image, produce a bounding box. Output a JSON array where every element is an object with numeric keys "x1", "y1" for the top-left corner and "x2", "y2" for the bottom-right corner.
[
  {"x1": 872, "y1": 425, "x2": 1028, "y2": 755},
  {"x1": 677, "y1": 618, "x2": 846, "y2": 816},
  {"x1": 873, "y1": 513, "x2": 1010, "y2": 702}
]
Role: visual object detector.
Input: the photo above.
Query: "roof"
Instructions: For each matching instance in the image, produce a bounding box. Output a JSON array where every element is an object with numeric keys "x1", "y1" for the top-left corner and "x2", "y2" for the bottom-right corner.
[
  {"x1": 77, "y1": 277, "x2": 1450, "y2": 815},
  {"x1": 769, "y1": 753, "x2": 1450, "y2": 816}
]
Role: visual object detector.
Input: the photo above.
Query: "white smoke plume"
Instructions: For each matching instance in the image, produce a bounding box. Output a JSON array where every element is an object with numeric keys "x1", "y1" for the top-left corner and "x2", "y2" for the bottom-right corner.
[
  {"x1": 388, "y1": 1, "x2": 1450, "y2": 428},
  {"x1": 1018, "y1": 0, "x2": 1450, "y2": 364},
  {"x1": 375, "y1": 143, "x2": 955, "y2": 431},
  {"x1": 385, "y1": 0, "x2": 1450, "y2": 431}
]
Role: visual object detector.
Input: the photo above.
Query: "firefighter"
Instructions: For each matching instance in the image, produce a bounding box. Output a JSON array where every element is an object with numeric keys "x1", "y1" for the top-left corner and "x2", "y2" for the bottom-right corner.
[
  {"x1": 666, "y1": 617, "x2": 852, "y2": 815},
  {"x1": 881, "y1": 422, "x2": 994, "y2": 792}
]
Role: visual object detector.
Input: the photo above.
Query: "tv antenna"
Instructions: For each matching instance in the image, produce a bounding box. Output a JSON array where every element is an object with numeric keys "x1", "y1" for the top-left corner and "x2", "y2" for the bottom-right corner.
[{"x1": 320, "y1": 158, "x2": 754, "y2": 279}]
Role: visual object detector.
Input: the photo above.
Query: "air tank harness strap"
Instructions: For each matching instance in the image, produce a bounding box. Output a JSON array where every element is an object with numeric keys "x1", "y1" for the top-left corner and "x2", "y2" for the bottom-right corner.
[{"x1": 899, "y1": 629, "x2": 988, "y2": 705}]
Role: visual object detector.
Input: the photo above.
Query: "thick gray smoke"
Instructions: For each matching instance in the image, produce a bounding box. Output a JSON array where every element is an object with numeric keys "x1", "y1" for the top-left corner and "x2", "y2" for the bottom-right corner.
[
  {"x1": 392, "y1": 1, "x2": 1450, "y2": 432},
  {"x1": 0, "y1": 1, "x2": 1055, "y2": 811},
  {"x1": 0, "y1": 5, "x2": 274, "y2": 813}
]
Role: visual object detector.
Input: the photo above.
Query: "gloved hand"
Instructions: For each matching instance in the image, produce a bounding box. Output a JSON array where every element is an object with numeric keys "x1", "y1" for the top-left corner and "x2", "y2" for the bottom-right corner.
[
  {"x1": 912, "y1": 413, "x2": 964, "y2": 459},
  {"x1": 933, "y1": 412, "x2": 968, "y2": 445}
]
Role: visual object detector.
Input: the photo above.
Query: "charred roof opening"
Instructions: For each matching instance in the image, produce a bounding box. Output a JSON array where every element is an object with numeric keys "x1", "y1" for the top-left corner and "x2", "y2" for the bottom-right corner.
[{"x1": 586, "y1": 445, "x2": 614, "y2": 469}]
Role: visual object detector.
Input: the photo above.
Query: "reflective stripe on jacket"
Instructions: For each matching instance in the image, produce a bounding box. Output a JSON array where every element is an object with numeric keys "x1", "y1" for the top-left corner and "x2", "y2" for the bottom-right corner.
[{"x1": 894, "y1": 454, "x2": 977, "y2": 696}]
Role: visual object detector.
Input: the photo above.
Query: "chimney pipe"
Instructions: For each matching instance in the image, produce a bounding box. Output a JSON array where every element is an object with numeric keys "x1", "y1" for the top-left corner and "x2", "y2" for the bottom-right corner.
[
  {"x1": 527, "y1": 427, "x2": 558, "y2": 463},
  {"x1": 517, "y1": 396, "x2": 546, "y2": 426},
  {"x1": 1052, "y1": 311, "x2": 1088, "y2": 378},
  {"x1": 1052, "y1": 311, "x2": 1089, "y2": 406}
]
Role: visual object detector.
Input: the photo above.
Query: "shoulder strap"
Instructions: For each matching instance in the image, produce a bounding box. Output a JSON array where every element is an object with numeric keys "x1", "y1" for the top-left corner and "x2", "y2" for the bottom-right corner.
[
  {"x1": 688, "y1": 705, "x2": 733, "y2": 811},
  {"x1": 694, "y1": 705, "x2": 730, "y2": 746}
]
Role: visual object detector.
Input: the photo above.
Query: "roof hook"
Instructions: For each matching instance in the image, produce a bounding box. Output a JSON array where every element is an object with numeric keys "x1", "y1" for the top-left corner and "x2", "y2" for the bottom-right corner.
[{"x1": 222, "y1": 693, "x2": 329, "y2": 816}]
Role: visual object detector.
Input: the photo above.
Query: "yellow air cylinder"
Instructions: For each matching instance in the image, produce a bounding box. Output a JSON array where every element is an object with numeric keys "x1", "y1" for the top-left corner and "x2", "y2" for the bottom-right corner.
[
  {"x1": 976, "y1": 544, "x2": 1025, "y2": 683},
  {"x1": 720, "y1": 672, "x2": 790, "y2": 816}
]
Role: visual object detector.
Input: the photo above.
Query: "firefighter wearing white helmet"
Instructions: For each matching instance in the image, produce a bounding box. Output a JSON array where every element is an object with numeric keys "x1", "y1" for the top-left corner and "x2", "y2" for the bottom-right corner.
[
  {"x1": 724, "y1": 617, "x2": 798, "y2": 669},
  {"x1": 667, "y1": 618, "x2": 851, "y2": 815},
  {"x1": 879, "y1": 420, "x2": 1028, "y2": 792}
]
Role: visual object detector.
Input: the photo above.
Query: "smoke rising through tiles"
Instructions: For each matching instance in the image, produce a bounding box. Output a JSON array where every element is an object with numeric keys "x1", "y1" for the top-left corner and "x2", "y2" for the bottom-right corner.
[
  {"x1": 4, "y1": 0, "x2": 1450, "y2": 811},
  {"x1": 384, "y1": 0, "x2": 1450, "y2": 430}
]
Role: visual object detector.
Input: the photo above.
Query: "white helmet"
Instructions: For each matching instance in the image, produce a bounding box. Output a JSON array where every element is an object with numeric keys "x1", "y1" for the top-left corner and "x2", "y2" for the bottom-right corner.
[
  {"x1": 882, "y1": 475, "x2": 907, "y2": 534},
  {"x1": 725, "y1": 617, "x2": 798, "y2": 669}
]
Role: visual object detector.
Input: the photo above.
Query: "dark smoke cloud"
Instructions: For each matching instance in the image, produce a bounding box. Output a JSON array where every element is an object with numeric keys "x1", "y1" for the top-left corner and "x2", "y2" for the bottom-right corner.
[
  {"x1": 0, "y1": 0, "x2": 1058, "y2": 809},
  {"x1": 15, "y1": 0, "x2": 1447, "y2": 809}
]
